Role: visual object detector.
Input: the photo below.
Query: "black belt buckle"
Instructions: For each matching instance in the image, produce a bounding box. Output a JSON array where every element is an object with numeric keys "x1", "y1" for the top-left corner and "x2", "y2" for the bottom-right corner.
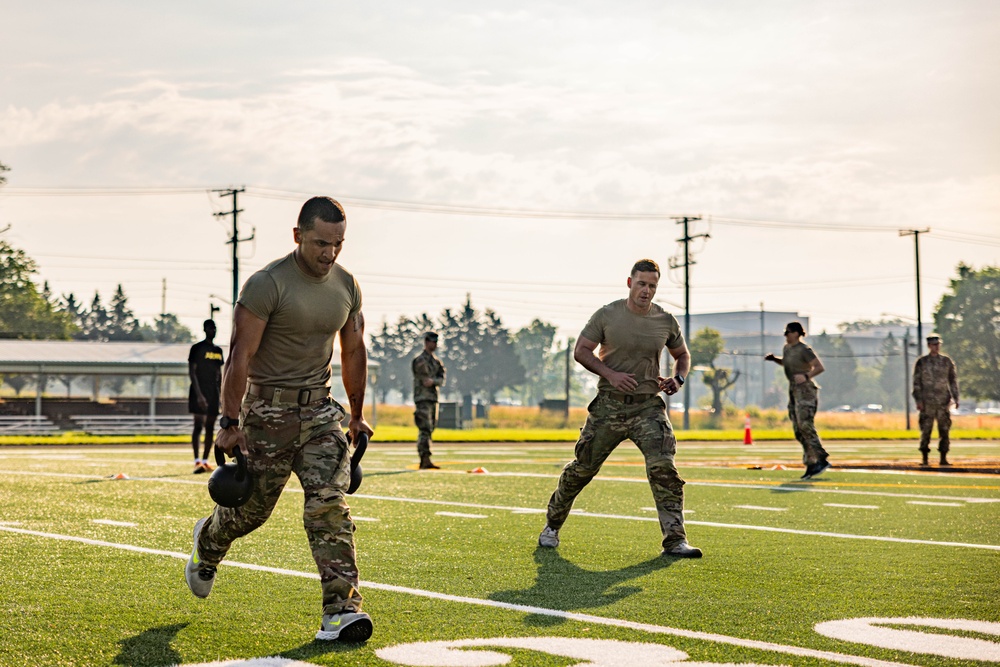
[
  {"x1": 622, "y1": 394, "x2": 635, "y2": 405},
  {"x1": 297, "y1": 388, "x2": 314, "y2": 405}
]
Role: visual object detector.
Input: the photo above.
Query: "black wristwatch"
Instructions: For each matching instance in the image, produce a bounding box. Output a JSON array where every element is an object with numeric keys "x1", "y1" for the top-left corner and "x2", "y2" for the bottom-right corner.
[
  {"x1": 674, "y1": 375, "x2": 685, "y2": 387},
  {"x1": 219, "y1": 415, "x2": 240, "y2": 430}
]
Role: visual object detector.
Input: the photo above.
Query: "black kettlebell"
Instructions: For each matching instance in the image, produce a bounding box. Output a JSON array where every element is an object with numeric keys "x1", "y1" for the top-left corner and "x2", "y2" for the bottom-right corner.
[
  {"x1": 347, "y1": 432, "x2": 368, "y2": 495},
  {"x1": 208, "y1": 447, "x2": 254, "y2": 508}
]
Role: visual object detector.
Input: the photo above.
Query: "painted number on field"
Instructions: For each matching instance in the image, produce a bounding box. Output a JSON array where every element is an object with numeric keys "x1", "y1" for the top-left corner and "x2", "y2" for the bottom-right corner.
[
  {"x1": 815, "y1": 617, "x2": 1000, "y2": 661},
  {"x1": 376, "y1": 637, "x2": 783, "y2": 667}
]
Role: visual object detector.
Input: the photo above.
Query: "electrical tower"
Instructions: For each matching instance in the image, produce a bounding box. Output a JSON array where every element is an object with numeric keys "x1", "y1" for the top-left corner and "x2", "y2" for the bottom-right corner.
[
  {"x1": 213, "y1": 187, "x2": 254, "y2": 310},
  {"x1": 668, "y1": 215, "x2": 709, "y2": 430}
]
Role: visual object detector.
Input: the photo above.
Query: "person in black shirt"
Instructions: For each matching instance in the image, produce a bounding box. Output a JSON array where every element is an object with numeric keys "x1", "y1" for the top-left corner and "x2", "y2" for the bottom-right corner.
[{"x1": 188, "y1": 319, "x2": 225, "y2": 473}]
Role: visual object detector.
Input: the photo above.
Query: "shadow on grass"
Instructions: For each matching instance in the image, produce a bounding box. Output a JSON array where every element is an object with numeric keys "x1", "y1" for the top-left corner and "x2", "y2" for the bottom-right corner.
[
  {"x1": 113, "y1": 623, "x2": 369, "y2": 666},
  {"x1": 113, "y1": 623, "x2": 187, "y2": 667},
  {"x1": 489, "y1": 547, "x2": 671, "y2": 627}
]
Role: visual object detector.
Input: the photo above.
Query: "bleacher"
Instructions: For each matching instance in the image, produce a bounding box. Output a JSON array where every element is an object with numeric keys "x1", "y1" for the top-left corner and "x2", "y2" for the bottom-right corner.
[
  {"x1": 0, "y1": 415, "x2": 61, "y2": 435},
  {"x1": 70, "y1": 415, "x2": 192, "y2": 435}
]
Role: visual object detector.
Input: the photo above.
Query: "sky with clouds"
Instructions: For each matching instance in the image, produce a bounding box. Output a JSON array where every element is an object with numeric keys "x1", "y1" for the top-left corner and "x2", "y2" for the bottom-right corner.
[{"x1": 1, "y1": 1, "x2": 998, "y2": 346}]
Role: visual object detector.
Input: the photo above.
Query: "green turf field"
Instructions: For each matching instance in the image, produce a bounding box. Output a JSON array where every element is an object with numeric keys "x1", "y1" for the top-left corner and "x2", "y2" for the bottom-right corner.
[{"x1": 1, "y1": 440, "x2": 998, "y2": 667}]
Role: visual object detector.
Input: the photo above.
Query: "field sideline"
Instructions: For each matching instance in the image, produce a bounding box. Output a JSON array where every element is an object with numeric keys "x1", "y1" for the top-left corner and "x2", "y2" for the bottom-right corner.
[{"x1": 1, "y1": 439, "x2": 998, "y2": 667}]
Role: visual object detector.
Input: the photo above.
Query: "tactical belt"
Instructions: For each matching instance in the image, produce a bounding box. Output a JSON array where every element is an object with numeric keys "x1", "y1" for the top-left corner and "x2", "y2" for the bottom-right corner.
[
  {"x1": 247, "y1": 383, "x2": 330, "y2": 406},
  {"x1": 602, "y1": 391, "x2": 658, "y2": 405}
]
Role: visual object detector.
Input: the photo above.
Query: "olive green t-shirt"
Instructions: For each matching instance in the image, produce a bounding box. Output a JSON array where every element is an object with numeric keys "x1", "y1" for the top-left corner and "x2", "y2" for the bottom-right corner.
[
  {"x1": 781, "y1": 341, "x2": 817, "y2": 381},
  {"x1": 238, "y1": 252, "x2": 362, "y2": 387},
  {"x1": 580, "y1": 299, "x2": 685, "y2": 396}
]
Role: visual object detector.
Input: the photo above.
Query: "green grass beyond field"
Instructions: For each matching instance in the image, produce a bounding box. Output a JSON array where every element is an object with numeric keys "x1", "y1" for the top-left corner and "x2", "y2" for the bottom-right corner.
[{"x1": 1, "y1": 440, "x2": 998, "y2": 667}]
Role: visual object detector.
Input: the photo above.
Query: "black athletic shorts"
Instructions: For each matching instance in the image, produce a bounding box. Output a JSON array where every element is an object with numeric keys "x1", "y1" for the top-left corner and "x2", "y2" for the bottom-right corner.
[{"x1": 188, "y1": 387, "x2": 220, "y2": 417}]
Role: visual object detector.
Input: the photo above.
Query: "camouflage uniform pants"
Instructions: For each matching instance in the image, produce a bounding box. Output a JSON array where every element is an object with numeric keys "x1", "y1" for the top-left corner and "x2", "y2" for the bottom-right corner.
[
  {"x1": 414, "y1": 400, "x2": 437, "y2": 456},
  {"x1": 788, "y1": 382, "x2": 828, "y2": 466},
  {"x1": 197, "y1": 394, "x2": 362, "y2": 615},
  {"x1": 918, "y1": 403, "x2": 951, "y2": 454},
  {"x1": 545, "y1": 393, "x2": 689, "y2": 551}
]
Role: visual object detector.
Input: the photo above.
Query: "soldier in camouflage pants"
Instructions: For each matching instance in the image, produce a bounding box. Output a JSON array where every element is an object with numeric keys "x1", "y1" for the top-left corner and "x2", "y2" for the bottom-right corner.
[
  {"x1": 197, "y1": 394, "x2": 361, "y2": 614},
  {"x1": 788, "y1": 381, "x2": 827, "y2": 468},
  {"x1": 545, "y1": 393, "x2": 689, "y2": 551},
  {"x1": 912, "y1": 334, "x2": 960, "y2": 466}
]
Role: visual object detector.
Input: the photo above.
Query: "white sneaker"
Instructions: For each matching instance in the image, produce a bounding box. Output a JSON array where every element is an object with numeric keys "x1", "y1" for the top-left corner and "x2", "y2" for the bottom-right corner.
[
  {"x1": 184, "y1": 517, "x2": 217, "y2": 598},
  {"x1": 316, "y1": 611, "x2": 373, "y2": 642},
  {"x1": 538, "y1": 525, "x2": 560, "y2": 548}
]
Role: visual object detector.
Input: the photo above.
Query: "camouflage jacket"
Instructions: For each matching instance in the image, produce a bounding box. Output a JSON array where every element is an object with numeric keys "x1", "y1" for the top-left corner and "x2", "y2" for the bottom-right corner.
[
  {"x1": 412, "y1": 351, "x2": 446, "y2": 403},
  {"x1": 912, "y1": 353, "x2": 959, "y2": 406}
]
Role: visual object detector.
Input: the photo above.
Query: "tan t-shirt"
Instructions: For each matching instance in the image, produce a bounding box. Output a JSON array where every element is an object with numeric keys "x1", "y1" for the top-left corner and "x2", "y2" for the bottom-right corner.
[
  {"x1": 238, "y1": 252, "x2": 362, "y2": 387},
  {"x1": 781, "y1": 341, "x2": 817, "y2": 381},
  {"x1": 580, "y1": 299, "x2": 685, "y2": 395}
]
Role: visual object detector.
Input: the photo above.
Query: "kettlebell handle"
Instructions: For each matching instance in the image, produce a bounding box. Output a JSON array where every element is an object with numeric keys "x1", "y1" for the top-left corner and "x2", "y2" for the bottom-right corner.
[{"x1": 214, "y1": 446, "x2": 248, "y2": 482}]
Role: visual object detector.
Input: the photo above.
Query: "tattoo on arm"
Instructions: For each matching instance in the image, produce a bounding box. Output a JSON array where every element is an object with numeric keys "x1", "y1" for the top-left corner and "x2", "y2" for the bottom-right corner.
[{"x1": 352, "y1": 312, "x2": 364, "y2": 333}]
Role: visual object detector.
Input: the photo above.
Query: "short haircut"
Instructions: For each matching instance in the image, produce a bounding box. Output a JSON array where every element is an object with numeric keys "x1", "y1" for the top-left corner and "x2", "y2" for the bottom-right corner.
[
  {"x1": 203, "y1": 319, "x2": 216, "y2": 330},
  {"x1": 785, "y1": 321, "x2": 805, "y2": 336},
  {"x1": 297, "y1": 196, "x2": 346, "y2": 231},
  {"x1": 631, "y1": 259, "x2": 660, "y2": 276}
]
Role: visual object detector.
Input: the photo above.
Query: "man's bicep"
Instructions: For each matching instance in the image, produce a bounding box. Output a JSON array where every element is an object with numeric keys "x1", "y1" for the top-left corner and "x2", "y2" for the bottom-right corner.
[
  {"x1": 575, "y1": 335, "x2": 599, "y2": 355},
  {"x1": 230, "y1": 305, "x2": 267, "y2": 362},
  {"x1": 339, "y1": 309, "x2": 366, "y2": 351}
]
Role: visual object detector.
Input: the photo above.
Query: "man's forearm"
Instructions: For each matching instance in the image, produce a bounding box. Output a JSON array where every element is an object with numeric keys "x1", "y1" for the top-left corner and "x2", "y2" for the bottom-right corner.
[
  {"x1": 672, "y1": 351, "x2": 691, "y2": 379},
  {"x1": 341, "y1": 346, "x2": 368, "y2": 418},
  {"x1": 221, "y1": 358, "x2": 249, "y2": 418},
  {"x1": 575, "y1": 348, "x2": 614, "y2": 382}
]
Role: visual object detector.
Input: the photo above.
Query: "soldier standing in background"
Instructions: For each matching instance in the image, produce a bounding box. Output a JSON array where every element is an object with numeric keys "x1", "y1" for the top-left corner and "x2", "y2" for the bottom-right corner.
[
  {"x1": 537, "y1": 259, "x2": 701, "y2": 558},
  {"x1": 412, "y1": 331, "x2": 445, "y2": 470},
  {"x1": 912, "y1": 334, "x2": 959, "y2": 466},
  {"x1": 188, "y1": 319, "x2": 224, "y2": 474},
  {"x1": 765, "y1": 321, "x2": 831, "y2": 479}
]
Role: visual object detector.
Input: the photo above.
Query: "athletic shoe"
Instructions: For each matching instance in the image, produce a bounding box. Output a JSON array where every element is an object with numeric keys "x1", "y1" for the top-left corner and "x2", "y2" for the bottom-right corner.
[
  {"x1": 811, "y1": 460, "x2": 832, "y2": 478},
  {"x1": 185, "y1": 517, "x2": 216, "y2": 598},
  {"x1": 193, "y1": 463, "x2": 207, "y2": 474},
  {"x1": 799, "y1": 464, "x2": 816, "y2": 480},
  {"x1": 662, "y1": 542, "x2": 703, "y2": 558},
  {"x1": 538, "y1": 525, "x2": 560, "y2": 548},
  {"x1": 315, "y1": 611, "x2": 373, "y2": 642},
  {"x1": 200, "y1": 462, "x2": 214, "y2": 472}
]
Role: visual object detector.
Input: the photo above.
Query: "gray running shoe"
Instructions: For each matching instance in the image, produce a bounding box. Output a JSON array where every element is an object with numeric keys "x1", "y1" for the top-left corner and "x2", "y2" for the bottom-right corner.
[
  {"x1": 316, "y1": 611, "x2": 373, "y2": 642},
  {"x1": 538, "y1": 525, "x2": 560, "y2": 548},
  {"x1": 184, "y1": 517, "x2": 216, "y2": 598},
  {"x1": 662, "y1": 542, "x2": 703, "y2": 558}
]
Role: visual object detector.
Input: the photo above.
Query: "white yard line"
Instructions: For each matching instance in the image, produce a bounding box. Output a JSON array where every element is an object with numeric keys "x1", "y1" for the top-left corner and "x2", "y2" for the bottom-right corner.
[
  {"x1": 1, "y1": 469, "x2": 997, "y2": 550},
  {"x1": 435, "y1": 511, "x2": 488, "y2": 519},
  {"x1": 825, "y1": 504, "x2": 880, "y2": 509},
  {"x1": 0, "y1": 525, "x2": 924, "y2": 667}
]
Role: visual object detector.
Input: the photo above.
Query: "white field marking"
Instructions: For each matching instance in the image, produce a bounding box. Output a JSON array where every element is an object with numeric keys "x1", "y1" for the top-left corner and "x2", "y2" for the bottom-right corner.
[
  {"x1": 906, "y1": 501, "x2": 964, "y2": 507},
  {"x1": 351, "y1": 516, "x2": 380, "y2": 522},
  {"x1": 458, "y1": 470, "x2": 1000, "y2": 502},
  {"x1": 733, "y1": 505, "x2": 788, "y2": 512},
  {"x1": 5, "y1": 472, "x2": 998, "y2": 550},
  {"x1": 0, "y1": 521, "x2": 22, "y2": 525},
  {"x1": 825, "y1": 504, "x2": 880, "y2": 509},
  {"x1": 347, "y1": 494, "x2": 1000, "y2": 551},
  {"x1": 0, "y1": 525, "x2": 924, "y2": 667},
  {"x1": 815, "y1": 617, "x2": 1000, "y2": 661},
  {"x1": 92, "y1": 519, "x2": 137, "y2": 527},
  {"x1": 435, "y1": 512, "x2": 488, "y2": 519}
]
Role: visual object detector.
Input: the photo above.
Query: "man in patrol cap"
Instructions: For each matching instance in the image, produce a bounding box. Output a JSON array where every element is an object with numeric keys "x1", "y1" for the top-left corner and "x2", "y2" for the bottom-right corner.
[
  {"x1": 912, "y1": 334, "x2": 960, "y2": 466},
  {"x1": 412, "y1": 331, "x2": 446, "y2": 469}
]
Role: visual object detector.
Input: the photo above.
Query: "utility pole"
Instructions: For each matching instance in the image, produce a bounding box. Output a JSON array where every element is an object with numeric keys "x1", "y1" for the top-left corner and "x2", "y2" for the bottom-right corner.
[
  {"x1": 669, "y1": 215, "x2": 708, "y2": 429},
  {"x1": 564, "y1": 337, "x2": 574, "y2": 424},
  {"x1": 903, "y1": 328, "x2": 912, "y2": 430},
  {"x1": 759, "y1": 302, "x2": 766, "y2": 407},
  {"x1": 160, "y1": 278, "x2": 167, "y2": 317},
  {"x1": 899, "y1": 229, "x2": 929, "y2": 357},
  {"x1": 214, "y1": 187, "x2": 253, "y2": 309}
]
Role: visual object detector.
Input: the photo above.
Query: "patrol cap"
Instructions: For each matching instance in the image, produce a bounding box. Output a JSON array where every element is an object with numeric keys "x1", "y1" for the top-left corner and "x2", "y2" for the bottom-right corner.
[
  {"x1": 423, "y1": 331, "x2": 439, "y2": 342},
  {"x1": 926, "y1": 334, "x2": 942, "y2": 343}
]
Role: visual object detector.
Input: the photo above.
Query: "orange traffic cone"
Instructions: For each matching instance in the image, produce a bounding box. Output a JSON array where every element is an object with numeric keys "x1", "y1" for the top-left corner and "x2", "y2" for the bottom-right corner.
[
  {"x1": 743, "y1": 414, "x2": 753, "y2": 445},
  {"x1": 468, "y1": 466, "x2": 488, "y2": 474}
]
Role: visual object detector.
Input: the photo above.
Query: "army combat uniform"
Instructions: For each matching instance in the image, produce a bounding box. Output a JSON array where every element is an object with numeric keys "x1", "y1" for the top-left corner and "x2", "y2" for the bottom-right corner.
[
  {"x1": 544, "y1": 299, "x2": 691, "y2": 552},
  {"x1": 781, "y1": 341, "x2": 829, "y2": 468},
  {"x1": 196, "y1": 252, "x2": 365, "y2": 616},
  {"x1": 912, "y1": 352, "x2": 959, "y2": 460},
  {"x1": 412, "y1": 349, "x2": 445, "y2": 460}
]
